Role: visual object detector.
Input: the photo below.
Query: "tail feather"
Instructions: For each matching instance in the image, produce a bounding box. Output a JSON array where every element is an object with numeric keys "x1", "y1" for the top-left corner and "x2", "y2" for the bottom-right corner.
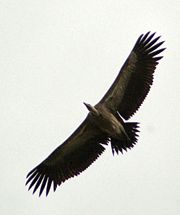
[{"x1": 111, "y1": 122, "x2": 140, "y2": 155}]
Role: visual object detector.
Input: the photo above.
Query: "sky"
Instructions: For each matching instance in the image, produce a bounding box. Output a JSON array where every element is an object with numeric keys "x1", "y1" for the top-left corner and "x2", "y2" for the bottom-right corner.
[{"x1": 0, "y1": 1, "x2": 180, "y2": 214}]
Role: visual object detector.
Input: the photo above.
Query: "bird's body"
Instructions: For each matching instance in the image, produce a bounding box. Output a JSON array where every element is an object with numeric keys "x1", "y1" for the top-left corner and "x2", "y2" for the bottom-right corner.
[
  {"x1": 26, "y1": 32, "x2": 165, "y2": 196},
  {"x1": 86, "y1": 104, "x2": 126, "y2": 139}
]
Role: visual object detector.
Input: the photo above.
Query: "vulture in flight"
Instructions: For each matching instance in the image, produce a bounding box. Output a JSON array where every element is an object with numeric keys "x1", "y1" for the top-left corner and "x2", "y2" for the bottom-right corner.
[{"x1": 26, "y1": 32, "x2": 165, "y2": 196}]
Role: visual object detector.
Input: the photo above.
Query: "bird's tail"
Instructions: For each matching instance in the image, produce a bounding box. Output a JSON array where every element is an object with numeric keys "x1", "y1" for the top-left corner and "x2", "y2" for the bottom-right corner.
[{"x1": 111, "y1": 122, "x2": 140, "y2": 155}]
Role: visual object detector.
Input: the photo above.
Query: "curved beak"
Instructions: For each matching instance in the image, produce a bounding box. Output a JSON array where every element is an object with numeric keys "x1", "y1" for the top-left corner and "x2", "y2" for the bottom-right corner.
[{"x1": 83, "y1": 102, "x2": 91, "y2": 111}]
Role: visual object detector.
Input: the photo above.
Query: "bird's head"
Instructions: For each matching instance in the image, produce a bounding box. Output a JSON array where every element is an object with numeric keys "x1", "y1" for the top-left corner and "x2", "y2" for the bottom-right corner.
[{"x1": 83, "y1": 102, "x2": 99, "y2": 117}]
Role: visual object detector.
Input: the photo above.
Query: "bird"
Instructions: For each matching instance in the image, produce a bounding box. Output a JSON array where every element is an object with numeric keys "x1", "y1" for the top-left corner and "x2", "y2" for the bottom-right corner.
[{"x1": 26, "y1": 31, "x2": 165, "y2": 196}]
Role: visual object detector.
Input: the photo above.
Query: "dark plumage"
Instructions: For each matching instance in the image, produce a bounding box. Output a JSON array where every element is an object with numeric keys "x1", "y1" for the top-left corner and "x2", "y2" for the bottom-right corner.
[{"x1": 26, "y1": 32, "x2": 165, "y2": 196}]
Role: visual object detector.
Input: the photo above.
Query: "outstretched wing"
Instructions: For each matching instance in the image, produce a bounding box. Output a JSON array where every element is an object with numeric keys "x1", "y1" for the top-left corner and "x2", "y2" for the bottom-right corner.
[
  {"x1": 26, "y1": 117, "x2": 108, "y2": 196},
  {"x1": 98, "y1": 32, "x2": 165, "y2": 120}
]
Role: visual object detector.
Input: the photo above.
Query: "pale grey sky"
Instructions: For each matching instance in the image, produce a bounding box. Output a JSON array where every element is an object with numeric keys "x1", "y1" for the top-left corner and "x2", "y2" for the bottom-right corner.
[{"x1": 0, "y1": 1, "x2": 180, "y2": 214}]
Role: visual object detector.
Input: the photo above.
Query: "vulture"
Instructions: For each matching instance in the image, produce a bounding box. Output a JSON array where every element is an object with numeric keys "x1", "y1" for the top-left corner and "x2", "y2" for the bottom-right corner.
[{"x1": 26, "y1": 31, "x2": 165, "y2": 196}]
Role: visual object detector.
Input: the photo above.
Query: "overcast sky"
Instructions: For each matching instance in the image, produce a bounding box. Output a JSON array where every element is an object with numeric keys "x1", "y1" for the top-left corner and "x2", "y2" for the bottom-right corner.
[{"x1": 0, "y1": 1, "x2": 180, "y2": 215}]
